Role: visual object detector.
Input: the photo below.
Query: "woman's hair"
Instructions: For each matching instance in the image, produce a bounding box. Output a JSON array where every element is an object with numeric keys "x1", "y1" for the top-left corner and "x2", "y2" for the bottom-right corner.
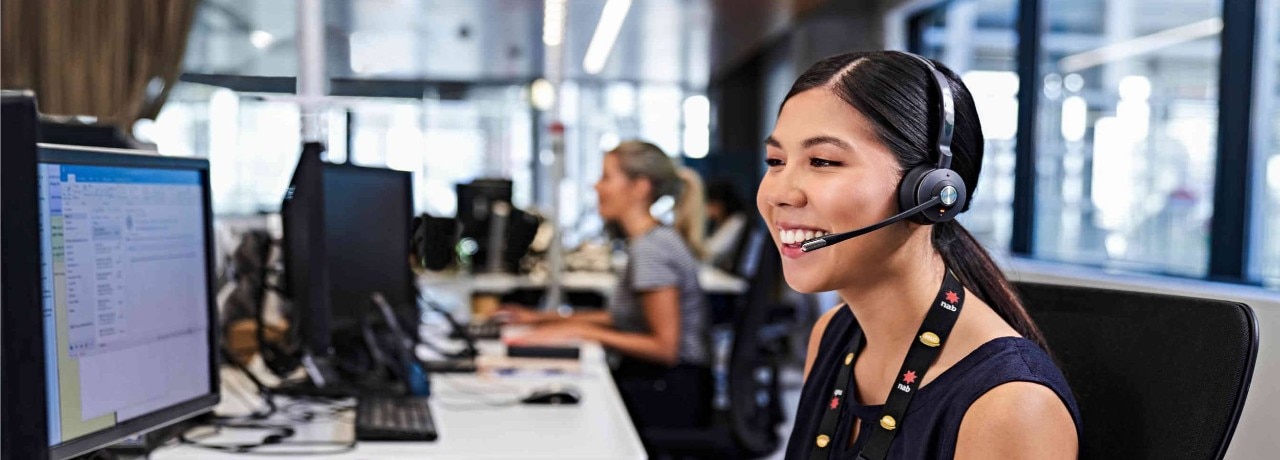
[
  {"x1": 782, "y1": 51, "x2": 1048, "y2": 350},
  {"x1": 609, "y1": 140, "x2": 707, "y2": 258}
]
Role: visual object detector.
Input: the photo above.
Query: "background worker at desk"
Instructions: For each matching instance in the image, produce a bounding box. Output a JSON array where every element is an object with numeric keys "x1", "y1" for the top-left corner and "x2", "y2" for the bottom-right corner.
[{"x1": 501, "y1": 140, "x2": 713, "y2": 434}]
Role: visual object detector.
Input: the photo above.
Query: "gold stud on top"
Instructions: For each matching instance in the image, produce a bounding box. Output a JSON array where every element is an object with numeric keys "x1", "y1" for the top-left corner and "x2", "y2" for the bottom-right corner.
[
  {"x1": 816, "y1": 434, "x2": 830, "y2": 448},
  {"x1": 844, "y1": 352, "x2": 854, "y2": 366},
  {"x1": 880, "y1": 415, "x2": 897, "y2": 431},
  {"x1": 919, "y1": 332, "x2": 941, "y2": 347}
]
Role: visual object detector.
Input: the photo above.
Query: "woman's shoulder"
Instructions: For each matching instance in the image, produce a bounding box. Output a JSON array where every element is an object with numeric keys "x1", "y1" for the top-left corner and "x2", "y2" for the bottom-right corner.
[
  {"x1": 939, "y1": 337, "x2": 1072, "y2": 397},
  {"x1": 948, "y1": 338, "x2": 1081, "y2": 456},
  {"x1": 639, "y1": 225, "x2": 684, "y2": 244},
  {"x1": 927, "y1": 337, "x2": 1080, "y2": 430},
  {"x1": 634, "y1": 226, "x2": 697, "y2": 259}
]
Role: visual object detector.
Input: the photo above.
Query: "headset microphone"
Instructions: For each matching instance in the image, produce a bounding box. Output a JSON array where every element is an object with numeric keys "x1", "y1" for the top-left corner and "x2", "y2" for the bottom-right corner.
[
  {"x1": 800, "y1": 196, "x2": 944, "y2": 252},
  {"x1": 798, "y1": 52, "x2": 967, "y2": 254}
]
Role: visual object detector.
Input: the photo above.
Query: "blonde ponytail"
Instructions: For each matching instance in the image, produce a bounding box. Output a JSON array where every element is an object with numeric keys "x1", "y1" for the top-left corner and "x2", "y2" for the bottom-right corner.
[
  {"x1": 674, "y1": 167, "x2": 707, "y2": 259},
  {"x1": 609, "y1": 140, "x2": 707, "y2": 259}
]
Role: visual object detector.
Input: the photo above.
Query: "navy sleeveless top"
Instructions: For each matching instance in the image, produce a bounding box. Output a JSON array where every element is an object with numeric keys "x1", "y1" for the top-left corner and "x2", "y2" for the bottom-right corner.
[{"x1": 787, "y1": 307, "x2": 1082, "y2": 459}]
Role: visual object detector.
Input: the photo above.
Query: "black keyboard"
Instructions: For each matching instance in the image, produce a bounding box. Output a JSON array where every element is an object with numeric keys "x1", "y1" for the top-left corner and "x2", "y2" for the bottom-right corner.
[
  {"x1": 421, "y1": 359, "x2": 477, "y2": 373},
  {"x1": 451, "y1": 322, "x2": 502, "y2": 340},
  {"x1": 355, "y1": 395, "x2": 438, "y2": 442}
]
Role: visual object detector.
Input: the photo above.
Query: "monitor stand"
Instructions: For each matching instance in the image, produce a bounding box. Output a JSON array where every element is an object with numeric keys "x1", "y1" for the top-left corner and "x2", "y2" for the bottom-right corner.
[{"x1": 272, "y1": 353, "x2": 399, "y2": 398}]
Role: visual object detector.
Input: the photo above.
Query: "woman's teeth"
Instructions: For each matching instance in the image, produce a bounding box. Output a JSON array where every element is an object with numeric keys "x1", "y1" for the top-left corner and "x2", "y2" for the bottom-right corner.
[{"x1": 781, "y1": 229, "x2": 828, "y2": 245}]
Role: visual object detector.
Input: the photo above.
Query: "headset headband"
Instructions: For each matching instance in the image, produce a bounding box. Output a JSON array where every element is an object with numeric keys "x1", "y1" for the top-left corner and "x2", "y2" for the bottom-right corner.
[{"x1": 903, "y1": 53, "x2": 955, "y2": 171}]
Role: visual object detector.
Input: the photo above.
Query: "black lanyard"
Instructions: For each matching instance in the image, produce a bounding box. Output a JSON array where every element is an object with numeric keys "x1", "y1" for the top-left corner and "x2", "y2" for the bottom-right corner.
[{"x1": 809, "y1": 270, "x2": 965, "y2": 460}]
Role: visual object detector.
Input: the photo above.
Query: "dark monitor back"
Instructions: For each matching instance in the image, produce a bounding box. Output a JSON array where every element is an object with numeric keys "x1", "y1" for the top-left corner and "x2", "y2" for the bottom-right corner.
[
  {"x1": 281, "y1": 144, "x2": 329, "y2": 354},
  {"x1": 455, "y1": 179, "x2": 540, "y2": 273},
  {"x1": 456, "y1": 179, "x2": 512, "y2": 237},
  {"x1": 1, "y1": 92, "x2": 51, "y2": 460},
  {"x1": 322, "y1": 164, "x2": 415, "y2": 331},
  {"x1": 38, "y1": 121, "x2": 132, "y2": 149}
]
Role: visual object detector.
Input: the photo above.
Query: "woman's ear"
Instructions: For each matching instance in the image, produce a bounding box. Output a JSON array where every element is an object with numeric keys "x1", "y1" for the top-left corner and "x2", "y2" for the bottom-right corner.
[{"x1": 630, "y1": 176, "x2": 654, "y2": 203}]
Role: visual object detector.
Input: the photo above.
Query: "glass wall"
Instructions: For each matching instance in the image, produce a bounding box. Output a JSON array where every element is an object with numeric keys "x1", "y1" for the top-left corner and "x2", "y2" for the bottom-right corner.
[
  {"x1": 912, "y1": 0, "x2": 1020, "y2": 252},
  {"x1": 1257, "y1": 0, "x2": 1280, "y2": 288},
  {"x1": 1034, "y1": 0, "x2": 1220, "y2": 277},
  {"x1": 146, "y1": 82, "x2": 533, "y2": 217},
  {"x1": 904, "y1": 0, "x2": 1280, "y2": 287}
]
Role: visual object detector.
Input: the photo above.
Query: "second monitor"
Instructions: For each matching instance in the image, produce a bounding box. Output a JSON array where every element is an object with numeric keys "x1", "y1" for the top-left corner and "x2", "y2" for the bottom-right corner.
[{"x1": 281, "y1": 145, "x2": 416, "y2": 363}]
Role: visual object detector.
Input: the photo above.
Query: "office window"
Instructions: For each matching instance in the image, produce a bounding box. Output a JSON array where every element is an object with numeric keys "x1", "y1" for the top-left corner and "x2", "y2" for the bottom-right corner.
[
  {"x1": 347, "y1": 87, "x2": 534, "y2": 218},
  {"x1": 149, "y1": 83, "x2": 532, "y2": 217},
  {"x1": 1257, "y1": 1, "x2": 1280, "y2": 288},
  {"x1": 149, "y1": 85, "x2": 309, "y2": 214},
  {"x1": 911, "y1": 0, "x2": 1020, "y2": 252},
  {"x1": 1033, "y1": 0, "x2": 1220, "y2": 277}
]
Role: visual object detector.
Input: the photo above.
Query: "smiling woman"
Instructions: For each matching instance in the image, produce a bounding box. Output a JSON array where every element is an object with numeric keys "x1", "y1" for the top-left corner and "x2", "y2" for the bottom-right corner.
[{"x1": 763, "y1": 51, "x2": 1081, "y2": 460}]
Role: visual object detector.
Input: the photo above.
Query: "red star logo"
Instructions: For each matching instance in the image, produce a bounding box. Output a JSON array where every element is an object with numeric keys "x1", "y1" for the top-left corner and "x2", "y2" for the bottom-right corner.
[
  {"x1": 830, "y1": 397, "x2": 840, "y2": 410},
  {"x1": 902, "y1": 370, "x2": 918, "y2": 385},
  {"x1": 945, "y1": 290, "x2": 960, "y2": 304}
]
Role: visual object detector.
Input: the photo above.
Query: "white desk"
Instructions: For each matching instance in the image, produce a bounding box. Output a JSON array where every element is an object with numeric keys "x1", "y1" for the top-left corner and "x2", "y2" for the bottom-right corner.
[
  {"x1": 421, "y1": 266, "x2": 748, "y2": 299},
  {"x1": 153, "y1": 342, "x2": 647, "y2": 460}
]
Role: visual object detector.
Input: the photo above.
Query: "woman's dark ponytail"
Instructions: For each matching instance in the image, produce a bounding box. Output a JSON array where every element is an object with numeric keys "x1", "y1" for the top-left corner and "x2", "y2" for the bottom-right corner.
[{"x1": 933, "y1": 220, "x2": 1048, "y2": 351}]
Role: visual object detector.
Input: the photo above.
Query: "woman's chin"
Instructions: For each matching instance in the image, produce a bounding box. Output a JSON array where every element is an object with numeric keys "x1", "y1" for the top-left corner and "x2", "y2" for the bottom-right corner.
[{"x1": 781, "y1": 270, "x2": 831, "y2": 294}]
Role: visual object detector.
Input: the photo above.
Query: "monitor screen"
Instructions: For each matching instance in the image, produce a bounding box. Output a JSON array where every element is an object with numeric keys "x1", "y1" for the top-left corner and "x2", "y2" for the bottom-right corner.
[{"x1": 37, "y1": 146, "x2": 217, "y2": 458}]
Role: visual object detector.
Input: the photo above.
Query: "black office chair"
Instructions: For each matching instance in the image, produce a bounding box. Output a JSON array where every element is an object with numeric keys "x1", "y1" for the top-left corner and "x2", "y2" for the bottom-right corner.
[
  {"x1": 643, "y1": 228, "x2": 786, "y2": 459},
  {"x1": 1015, "y1": 282, "x2": 1258, "y2": 460}
]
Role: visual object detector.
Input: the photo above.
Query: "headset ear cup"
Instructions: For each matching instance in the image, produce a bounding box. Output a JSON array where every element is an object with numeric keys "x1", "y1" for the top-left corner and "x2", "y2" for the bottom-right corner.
[
  {"x1": 916, "y1": 169, "x2": 968, "y2": 224},
  {"x1": 897, "y1": 165, "x2": 936, "y2": 224}
]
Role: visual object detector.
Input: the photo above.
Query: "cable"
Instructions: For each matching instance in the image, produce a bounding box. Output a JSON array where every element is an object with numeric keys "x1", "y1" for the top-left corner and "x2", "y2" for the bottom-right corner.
[
  {"x1": 416, "y1": 290, "x2": 480, "y2": 359},
  {"x1": 217, "y1": 346, "x2": 277, "y2": 420},
  {"x1": 176, "y1": 419, "x2": 357, "y2": 456}
]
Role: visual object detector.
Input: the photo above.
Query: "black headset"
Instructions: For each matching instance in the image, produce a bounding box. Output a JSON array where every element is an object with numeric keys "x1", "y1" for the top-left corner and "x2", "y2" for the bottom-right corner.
[
  {"x1": 800, "y1": 52, "x2": 967, "y2": 252},
  {"x1": 896, "y1": 52, "x2": 967, "y2": 225}
]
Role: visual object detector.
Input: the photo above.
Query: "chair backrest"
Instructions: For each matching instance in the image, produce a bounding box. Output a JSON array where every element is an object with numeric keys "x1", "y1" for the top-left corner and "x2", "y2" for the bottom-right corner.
[
  {"x1": 726, "y1": 227, "x2": 785, "y2": 456},
  {"x1": 1014, "y1": 282, "x2": 1258, "y2": 459}
]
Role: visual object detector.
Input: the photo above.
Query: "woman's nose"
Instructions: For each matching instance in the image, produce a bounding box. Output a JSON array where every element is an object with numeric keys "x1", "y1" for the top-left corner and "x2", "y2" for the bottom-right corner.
[{"x1": 760, "y1": 173, "x2": 807, "y2": 209}]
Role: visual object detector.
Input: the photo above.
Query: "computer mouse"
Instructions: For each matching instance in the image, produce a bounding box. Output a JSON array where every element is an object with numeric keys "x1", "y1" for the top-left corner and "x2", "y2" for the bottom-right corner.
[{"x1": 521, "y1": 385, "x2": 581, "y2": 405}]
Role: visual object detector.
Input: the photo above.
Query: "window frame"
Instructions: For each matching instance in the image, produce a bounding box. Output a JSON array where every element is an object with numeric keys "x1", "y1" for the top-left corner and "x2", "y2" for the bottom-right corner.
[{"x1": 898, "y1": 0, "x2": 1266, "y2": 286}]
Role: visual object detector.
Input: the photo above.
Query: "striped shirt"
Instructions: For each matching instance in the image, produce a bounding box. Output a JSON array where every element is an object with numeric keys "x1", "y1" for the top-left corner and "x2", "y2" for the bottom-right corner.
[{"x1": 608, "y1": 226, "x2": 709, "y2": 366}]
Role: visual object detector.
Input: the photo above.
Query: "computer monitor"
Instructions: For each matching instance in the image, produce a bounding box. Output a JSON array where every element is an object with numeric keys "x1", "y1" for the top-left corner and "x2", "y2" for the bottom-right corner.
[
  {"x1": 2, "y1": 92, "x2": 51, "y2": 460},
  {"x1": 36, "y1": 145, "x2": 219, "y2": 460},
  {"x1": 456, "y1": 179, "x2": 510, "y2": 269},
  {"x1": 282, "y1": 144, "x2": 416, "y2": 359},
  {"x1": 455, "y1": 179, "x2": 538, "y2": 273},
  {"x1": 455, "y1": 178, "x2": 512, "y2": 234}
]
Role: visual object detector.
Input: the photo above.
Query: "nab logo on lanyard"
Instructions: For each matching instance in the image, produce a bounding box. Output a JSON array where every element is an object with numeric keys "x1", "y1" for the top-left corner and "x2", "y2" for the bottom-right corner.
[
  {"x1": 811, "y1": 270, "x2": 965, "y2": 460},
  {"x1": 897, "y1": 370, "x2": 917, "y2": 393},
  {"x1": 940, "y1": 290, "x2": 960, "y2": 312}
]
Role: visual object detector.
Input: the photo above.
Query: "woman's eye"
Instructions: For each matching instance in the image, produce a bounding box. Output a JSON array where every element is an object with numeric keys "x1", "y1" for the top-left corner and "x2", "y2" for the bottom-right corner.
[
  {"x1": 810, "y1": 157, "x2": 841, "y2": 167},
  {"x1": 765, "y1": 158, "x2": 784, "y2": 167}
]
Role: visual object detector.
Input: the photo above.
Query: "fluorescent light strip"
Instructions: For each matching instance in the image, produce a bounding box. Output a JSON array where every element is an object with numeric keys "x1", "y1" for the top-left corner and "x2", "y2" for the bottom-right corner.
[
  {"x1": 543, "y1": 0, "x2": 566, "y2": 47},
  {"x1": 1058, "y1": 18, "x2": 1222, "y2": 74},
  {"x1": 583, "y1": 0, "x2": 632, "y2": 75}
]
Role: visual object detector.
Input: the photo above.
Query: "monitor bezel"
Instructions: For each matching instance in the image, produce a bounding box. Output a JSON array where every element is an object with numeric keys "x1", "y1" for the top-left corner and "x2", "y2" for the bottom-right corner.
[
  {"x1": 37, "y1": 144, "x2": 221, "y2": 460},
  {"x1": 3, "y1": 93, "x2": 51, "y2": 460}
]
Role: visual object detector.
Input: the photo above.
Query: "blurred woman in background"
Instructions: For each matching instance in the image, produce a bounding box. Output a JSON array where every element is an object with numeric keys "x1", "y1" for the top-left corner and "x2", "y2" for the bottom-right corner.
[{"x1": 502, "y1": 140, "x2": 712, "y2": 434}]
